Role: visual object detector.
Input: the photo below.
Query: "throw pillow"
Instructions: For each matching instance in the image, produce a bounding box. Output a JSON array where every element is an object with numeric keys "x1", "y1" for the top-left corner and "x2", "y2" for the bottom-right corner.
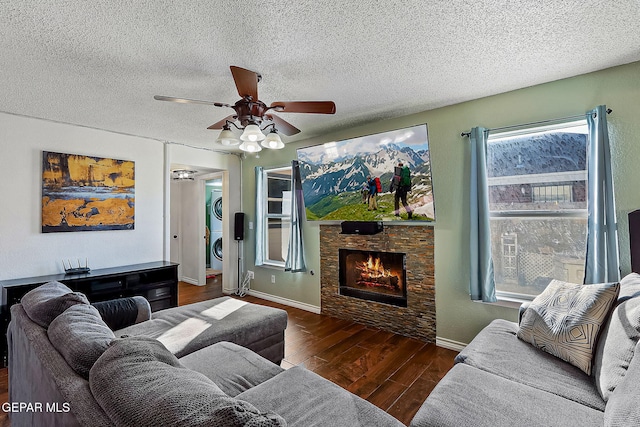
[
  {"x1": 90, "y1": 336, "x2": 286, "y2": 427},
  {"x1": 92, "y1": 296, "x2": 151, "y2": 330},
  {"x1": 517, "y1": 279, "x2": 619, "y2": 375},
  {"x1": 48, "y1": 304, "x2": 115, "y2": 378},
  {"x1": 21, "y1": 281, "x2": 90, "y2": 328}
]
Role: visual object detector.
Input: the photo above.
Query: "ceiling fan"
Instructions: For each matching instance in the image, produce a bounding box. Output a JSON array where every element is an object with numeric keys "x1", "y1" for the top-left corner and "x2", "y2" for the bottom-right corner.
[{"x1": 154, "y1": 66, "x2": 336, "y2": 152}]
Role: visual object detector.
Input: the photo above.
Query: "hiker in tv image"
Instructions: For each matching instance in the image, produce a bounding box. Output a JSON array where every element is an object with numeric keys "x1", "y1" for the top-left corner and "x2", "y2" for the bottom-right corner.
[
  {"x1": 361, "y1": 180, "x2": 369, "y2": 204},
  {"x1": 390, "y1": 162, "x2": 413, "y2": 219},
  {"x1": 367, "y1": 175, "x2": 378, "y2": 210}
]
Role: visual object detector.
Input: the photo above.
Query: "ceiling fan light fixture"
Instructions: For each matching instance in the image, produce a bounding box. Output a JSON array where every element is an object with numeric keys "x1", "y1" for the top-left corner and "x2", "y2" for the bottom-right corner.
[
  {"x1": 172, "y1": 169, "x2": 197, "y2": 181},
  {"x1": 155, "y1": 67, "x2": 336, "y2": 149},
  {"x1": 261, "y1": 130, "x2": 284, "y2": 149},
  {"x1": 216, "y1": 128, "x2": 240, "y2": 146},
  {"x1": 240, "y1": 123, "x2": 265, "y2": 142},
  {"x1": 239, "y1": 140, "x2": 262, "y2": 153}
]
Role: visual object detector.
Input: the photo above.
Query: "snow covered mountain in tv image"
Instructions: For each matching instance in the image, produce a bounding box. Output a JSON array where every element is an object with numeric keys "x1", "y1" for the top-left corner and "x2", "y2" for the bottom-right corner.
[{"x1": 297, "y1": 124, "x2": 435, "y2": 222}]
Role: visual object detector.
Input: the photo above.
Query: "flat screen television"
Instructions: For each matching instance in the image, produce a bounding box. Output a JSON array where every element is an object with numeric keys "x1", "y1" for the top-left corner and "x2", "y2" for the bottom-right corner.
[{"x1": 296, "y1": 124, "x2": 435, "y2": 222}]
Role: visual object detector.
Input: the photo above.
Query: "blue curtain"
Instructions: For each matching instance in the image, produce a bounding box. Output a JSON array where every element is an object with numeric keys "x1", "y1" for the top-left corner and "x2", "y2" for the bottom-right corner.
[
  {"x1": 584, "y1": 105, "x2": 620, "y2": 283},
  {"x1": 285, "y1": 160, "x2": 307, "y2": 272},
  {"x1": 254, "y1": 166, "x2": 265, "y2": 266},
  {"x1": 469, "y1": 127, "x2": 497, "y2": 302}
]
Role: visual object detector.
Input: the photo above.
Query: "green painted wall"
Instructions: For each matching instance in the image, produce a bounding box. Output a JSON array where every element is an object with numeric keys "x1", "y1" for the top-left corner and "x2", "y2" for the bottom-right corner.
[{"x1": 241, "y1": 61, "x2": 640, "y2": 345}]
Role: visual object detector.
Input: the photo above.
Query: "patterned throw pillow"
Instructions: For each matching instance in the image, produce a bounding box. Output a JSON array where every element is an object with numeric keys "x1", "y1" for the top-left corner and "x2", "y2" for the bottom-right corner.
[{"x1": 517, "y1": 279, "x2": 619, "y2": 375}]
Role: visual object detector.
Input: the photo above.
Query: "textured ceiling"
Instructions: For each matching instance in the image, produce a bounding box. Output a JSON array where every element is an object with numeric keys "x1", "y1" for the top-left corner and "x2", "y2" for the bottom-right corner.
[{"x1": 1, "y1": 1, "x2": 639, "y2": 151}]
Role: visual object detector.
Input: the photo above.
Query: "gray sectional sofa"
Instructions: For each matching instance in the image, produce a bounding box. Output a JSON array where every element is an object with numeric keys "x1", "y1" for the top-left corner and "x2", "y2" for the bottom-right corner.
[
  {"x1": 18, "y1": 272, "x2": 639, "y2": 427},
  {"x1": 410, "y1": 273, "x2": 640, "y2": 427},
  {"x1": 7, "y1": 281, "x2": 405, "y2": 427}
]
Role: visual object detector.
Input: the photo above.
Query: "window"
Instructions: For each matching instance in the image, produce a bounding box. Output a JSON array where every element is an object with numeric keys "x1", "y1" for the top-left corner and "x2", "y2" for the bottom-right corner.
[
  {"x1": 532, "y1": 184, "x2": 573, "y2": 203},
  {"x1": 261, "y1": 166, "x2": 292, "y2": 267},
  {"x1": 486, "y1": 121, "x2": 588, "y2": 300}
]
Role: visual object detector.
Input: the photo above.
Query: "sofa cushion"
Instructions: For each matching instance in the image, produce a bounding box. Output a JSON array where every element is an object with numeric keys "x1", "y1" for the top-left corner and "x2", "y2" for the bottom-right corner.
[
  {"x1": 517, "y1": 279, "x2": 619, "y2": 375},
  {"x1": 409, "y1": 363, "x2": 604, "y2": 427},
  {"x1": 604, "y1": 340, "x2": 640, "y2": 426},
  {"x1": 116, "y1": 296, "x2": 288, "y2": 360},
  {"x1": 9, "y1": 303, "x2": 115, "y2": 427},
  {"x1": 592, "y1": 295, "x2": 640, "y2": 401},
  {"x1": 237, "y1": 366, "x2": 404, "y2": 427},
  {"x1": 616, "y1": 272, "x2": 640, "y2": 302},
  {"x1": 21, "y1": 281, "x2": 90, "y2": 328},
  {"x1": 47, "y1": 304, "x2": 115, "y2": 378},
  {"x1": 456, "y1": 319, "x2": 605, "y2": 411},
  {"x1": 180, "y1": 341, "x2": 285, "y2": 397},
  {"x1": 90, "y1": 336, "x2": 286, "y2": 427}
]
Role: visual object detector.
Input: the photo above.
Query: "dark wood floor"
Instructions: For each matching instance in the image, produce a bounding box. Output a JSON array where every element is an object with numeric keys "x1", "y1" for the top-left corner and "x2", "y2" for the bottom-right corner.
[
  {"x1": 178, "y1": 277, "x2": 223, "y2": 305},
  {"x1": 238, "y1": 294, "x2": 458, "y2": 425},
  {"x1": 0, "y1": 281, "x2": 458, "y2": 426}
]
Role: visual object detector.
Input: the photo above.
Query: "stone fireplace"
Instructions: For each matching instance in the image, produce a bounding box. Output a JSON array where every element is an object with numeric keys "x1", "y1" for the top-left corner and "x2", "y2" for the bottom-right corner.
[{"x1": 320, "y1": 224, "x2": 435, "y2": 343}]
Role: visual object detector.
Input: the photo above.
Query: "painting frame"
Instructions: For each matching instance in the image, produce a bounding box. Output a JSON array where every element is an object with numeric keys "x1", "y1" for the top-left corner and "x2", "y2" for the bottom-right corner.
[{"x1": 41, "y1": 151, "x2": 135, "y2": 233}]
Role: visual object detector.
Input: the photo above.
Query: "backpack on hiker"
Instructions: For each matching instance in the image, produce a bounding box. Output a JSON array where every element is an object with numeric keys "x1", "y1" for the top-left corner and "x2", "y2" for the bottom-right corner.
[
  {"x1": 374, "y1": 177, "x2": 382, "y2": 193},
  {"x1": 400, "y1": 166, "x2": 411, "y2": 190}
]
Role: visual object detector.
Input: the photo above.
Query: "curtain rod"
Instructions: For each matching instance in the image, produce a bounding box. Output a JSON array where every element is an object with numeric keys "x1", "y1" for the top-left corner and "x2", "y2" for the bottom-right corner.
[{"x1": 460, "y1": 108, "x2": 613, "y2": 138}]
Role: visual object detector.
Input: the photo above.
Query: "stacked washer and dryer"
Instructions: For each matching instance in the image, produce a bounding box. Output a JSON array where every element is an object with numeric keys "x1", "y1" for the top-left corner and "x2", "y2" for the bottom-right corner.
[{"x1": 210, "y1": 189, "x2": 223, "y2": 271}]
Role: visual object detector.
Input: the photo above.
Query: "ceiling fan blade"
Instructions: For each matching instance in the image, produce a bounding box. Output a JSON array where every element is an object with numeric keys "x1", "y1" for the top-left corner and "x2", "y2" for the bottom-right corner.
[
  {"x1": 207, "y1": 115, "x2": 237, "y2": 130},
  {"x1": 230, "y1": 66, "x2": 259, "y2": 100},
  {"x1": 154, "y1": 95, "x2": 230, "y2": 108},
  {"x1": 270, "y1": 101, "x2": 336, "y2": 114},
  {"x1": 266, "y1": 114, "x2": 301, "y2": 136}
]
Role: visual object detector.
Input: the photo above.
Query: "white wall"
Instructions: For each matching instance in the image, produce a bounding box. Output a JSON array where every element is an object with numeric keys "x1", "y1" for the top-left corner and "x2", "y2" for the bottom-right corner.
[{"x1": 0, "y1": 113, "x2": 165, "y2": 282}]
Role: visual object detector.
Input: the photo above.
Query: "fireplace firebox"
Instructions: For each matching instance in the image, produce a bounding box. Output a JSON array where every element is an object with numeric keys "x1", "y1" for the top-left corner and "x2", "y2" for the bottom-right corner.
[{"x1": 339, "y1": 249, "x2": 407, "y2": 307}]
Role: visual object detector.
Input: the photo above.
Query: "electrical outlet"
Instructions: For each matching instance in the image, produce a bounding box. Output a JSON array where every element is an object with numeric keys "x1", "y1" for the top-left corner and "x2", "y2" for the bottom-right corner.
[
  {"x1": 247, "y1": 270, "x2": 254, "y2": 279},
  {"x1": 271, "y1": 275, "x2": 276, "y2": 284}
]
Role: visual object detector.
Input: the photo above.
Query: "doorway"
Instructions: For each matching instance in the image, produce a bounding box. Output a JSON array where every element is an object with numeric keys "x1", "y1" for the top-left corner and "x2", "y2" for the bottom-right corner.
[
  {"x1": 169, "y1": 167, "x2": 225, "y2": 288},
  {"x1": 206, "y1": 177, "x2": 223, "y2": 285}
]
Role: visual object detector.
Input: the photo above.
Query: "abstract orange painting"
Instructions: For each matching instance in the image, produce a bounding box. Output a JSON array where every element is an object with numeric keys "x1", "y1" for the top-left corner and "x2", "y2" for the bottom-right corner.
[{"x1": 42, "y1": 151, "x2": 135, "y2": 232}]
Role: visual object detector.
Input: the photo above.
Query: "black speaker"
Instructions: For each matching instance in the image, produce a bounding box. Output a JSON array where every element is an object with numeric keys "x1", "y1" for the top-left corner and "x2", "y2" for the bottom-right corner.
[
  {"x1": 234, "y1": 212, "x2": 245, "y2": 241},
  {"x1": 630, "y1": 210, "x2": 640, "y2": 273},
  {"x1": 340, "y1": 221, "x2": 383, "y2": 235}
]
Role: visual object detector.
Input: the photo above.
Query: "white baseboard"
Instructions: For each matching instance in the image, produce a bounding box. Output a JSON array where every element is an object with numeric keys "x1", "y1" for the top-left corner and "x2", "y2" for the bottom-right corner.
[
  {"x1": 436, "y1": 337, "x2": 467, "y2": 352},
  {"x1": 243, "y1": 289, "x2": 322, "y2": 314}
]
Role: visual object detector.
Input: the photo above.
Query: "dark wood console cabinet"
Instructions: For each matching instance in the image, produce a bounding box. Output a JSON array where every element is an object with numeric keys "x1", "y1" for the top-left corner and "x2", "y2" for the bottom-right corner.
[{"x1": 0, "y1": 261, "x2": 179, "y2": 366}]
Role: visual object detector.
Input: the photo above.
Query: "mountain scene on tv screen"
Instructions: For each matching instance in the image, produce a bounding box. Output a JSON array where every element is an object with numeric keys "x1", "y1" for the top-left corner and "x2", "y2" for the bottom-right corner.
[{"x1": 297, "y1": 125, "x2": 435, "y2": 221}]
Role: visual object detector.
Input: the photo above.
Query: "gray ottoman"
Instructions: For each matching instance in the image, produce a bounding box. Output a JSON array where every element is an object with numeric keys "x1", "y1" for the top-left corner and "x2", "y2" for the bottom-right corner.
[{"x1": 115, "y1": 296, "x2": 288, "y2": 364}]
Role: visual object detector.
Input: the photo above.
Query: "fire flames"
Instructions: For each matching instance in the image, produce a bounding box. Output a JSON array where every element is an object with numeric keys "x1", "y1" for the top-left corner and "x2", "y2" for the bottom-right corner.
[
  {"x1": 355, "y1": 255, "x2": 400, "y2": 291},
  {"x1": 357, "y1": 255, "x2": 392, "y2": 279}
]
